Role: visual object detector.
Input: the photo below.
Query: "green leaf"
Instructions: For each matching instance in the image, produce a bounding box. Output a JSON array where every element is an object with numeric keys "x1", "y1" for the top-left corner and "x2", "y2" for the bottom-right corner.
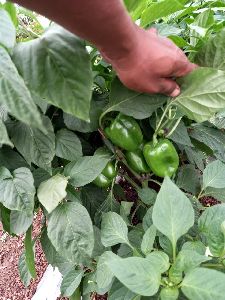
[
  {"x1": 169, "y1": 121, "x2": 193, "y2": 147},
  {"x1": 0, "y1": 167, "x2": 35, "y2": 212},
  {"x1": 174, "y1": 67, "x2": 225, "y2": 123},
  {"x1": 146, "y1": 251, "x2": 170, "y2": 274},
  {"x1": 10, "y1": 210, "x2": 33, "y2": 235},
  {"x1": 96, "y1": 251, "x2": 117, "y2": 293},
  {"x1": 47, "y1": 202, "x2": 94, "y2": 263},
  {"x1": 37, "y1": 174, "x2": 68, "y2": 213},
  {"x1": 0, "y1": 47, "x2": 42, "y2": 128},
  {"x1": 9, "y1": 117, "x2": 55, "y2": 171},
  {"x1": 198, "y1": 204, "x2": 225, "y2": 257},
  {"x1": 92, "y1": 226, "x2": 105, "y2": 257},
  {"x1": 124, "y1": 0, "x2": 147, "y2": 21},
  {"x1": 152, "y1": 177, "x2": 194, "y2": 250},
  {"x1": 102, "y1": 77, "x2": 167, "y2": 120},
  {"x1": 13, "y1": 25, "x2": 93, "y2": 122},
  {"x1": 64, "y1": 152, "x2": 111, "y2": 187},
  {"x1": 101, "y1": 212, "x2": 130, "y2": 247},
  {"x1": 120, "y1": 201, "x2": 133, "y2": 225},
  {"x1": 181, "y1": 268, "x2": 225, "y2": 300},
  {"x1": 107, "y1": 256, "x2": 161, "y2": 296},
  {"x1": 56, "y1": 129, "x2": 82, "y2": 161},
  {"x1": 138, "y1": 188, "x2": 157, "y2": 206},
  {"x1": 190, "y1": 9, "x2": 214, "y2": 47},
  {"x1": 143, "y1": 207, "x2": 153, "y2": 231},
  {"x1": 25, "y1": 226, "x2": 36, "y2": 278},
  {"x1": 0, "y1": 8, "x2": 15, "y2": 49},
  {"x1": 185, "y1": 147, "x2": 204, "y2": 171},
  {"x1": 141, "y1": 0, "x2": 188, "y2": 27},
  {"x1": 195, "y1": 28, "x2": 225, "y2": 70},
  {"x1": 141, "y1": 225, "x2": 157, "y2": 255},
  {"x1": 0, "y1": 119, "x2": 13, "y2": 147},
  {"x1": 40, "y1": 229, "x2": 73, "y2": 273},
  {"x1": 0, "y1": 146, "x2": 28, "y2": 170},
  {"x1": 94, "y1": 192, "x2": 120, "y2": 226},
  {"x1": 0, "y1": 203, "x2": 11, "y2": 233},
  {"x1": 3, "y1": 2, "x2": 18, "y2": 27},
  {"x1": 60, "y1": 268, "x2": 84, "y2": 297},
  {"x1": 189, "y1": 125, "x2": 225, "y2": 162},
  {"x1": 203, "y1": 160, "x2": 225, "y2": 189},
  {"x1": 204, "y1": 186, "x2": 225, "y2": 202},
  {"x1": 33, "y1": 168, "x2": 51, "y2": 188},
  {"x1": 176, "y1": 165, "x2": 201, "y2": 194},
  {"x1": 81, "y1": 184, "x2": 108, "y2": 220},
  {"x1": 182, "y1": 241, "x2": 206, "y2": 255},
  {"x1": 18, "y1": 251, "x2": 32, "y2": 287},
  {"x1": 64, "y1": 94, "x2": 108, "y2": 133},
  {"x1": 169, "y1": 250, "x2": 210, "y2": 284},
  {"x1": 109, "y1": 279, "x2": 140, "y2": 300}
]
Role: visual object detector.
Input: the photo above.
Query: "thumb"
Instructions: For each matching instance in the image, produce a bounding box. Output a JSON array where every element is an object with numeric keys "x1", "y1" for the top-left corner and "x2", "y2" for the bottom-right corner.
[{"x1": 159, "y1": 78, "x2": 180, "y2": 97}]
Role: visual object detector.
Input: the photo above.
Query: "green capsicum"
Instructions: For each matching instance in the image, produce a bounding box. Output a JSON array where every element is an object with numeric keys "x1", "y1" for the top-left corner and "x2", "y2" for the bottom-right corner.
[
  {"x1": 93, "y1": 161, "x2": 117, "y2": 188},
  {"x1": 125, "y1": 146, "x2": 150, "y2": 174},
  {"x1": 104, "y1": 113, "x2": 143, "y2": 151},
  {"x1": 143, "y1": 139, "x2": 179, "y2": 178}
]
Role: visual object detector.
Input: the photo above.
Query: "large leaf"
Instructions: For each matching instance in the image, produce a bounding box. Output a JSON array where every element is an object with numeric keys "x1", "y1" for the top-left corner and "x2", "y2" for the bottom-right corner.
[
  {"x1": 47, "y1": 202, "x2": 94, "y2": 263},
  {"x1": 169, "y1": 120, "x2": 193, "y2": 147},
  {"x1": 0, "y1": 167, "x2": 35, "y2": 212},
  {"x1": 13, "y1": 25, "x2": 93, "y2": 121},
  {"x1": 55, "y1": 129, "x2": 82, "y2": 161},
  {"x1": 0, "y1": 119, "x2": 13, "y2": 147},
  {"x1": 101, "y1": 78, "x2": 166, "y2": 120},
  {"x1": 18, "y1": 251, "x2": 32, "y2": 287},
  {"x1": 0, "y1": 146, "x2": 28, "y2": 170},
  {"x1": 10, "y1": 210, "x2": 33, "y2": 235},
  {"x1": 195, "y1": 29, "x2": 225, "y2": 70},
  {"x1": 203, "y1": 160, "x2": 225, "y2": 189},
  {"x1": 24, "y1": 226, "x2": 36, "y2": 278},
  {"x1": 60, "y1": 268, "x2": 84, "y2": 297},
  {"x1": 198, "y1": 204, "x2": 225, "y2": 256},
  {"x1": 152, "y1": 177, "x2": 194, "y2": 250},
  {"x1": 0, "y1": 47, "x2": 42, "y2": 128},
  {"x1": 0, "y1": 8, "x2": 16, "y2": 49},
  {"x1": 107, "y1": 256, "x2": 161, "y2": 296},
  {"x1": 64, "y1": 151, "x2": 111, "y2": 187},
  {"x1": 146, "y1": 251, "x2": 170, "y2": 274},
  {"x1": 141, "y1": 225, "x2": 157, "y2": 255},
  {"x1": 141, "y1": 0, "x2": 188, "y2": 27},
  {"x1": 37, "y1": 174, "x2": 68, "y2": 213},
  {"x1": 189, "y1": 125, "x2": 225, "y2": 162},
  {"x1": 176, "y1": 165, "x2": 201, "y2": 195},
  {"x1": 169, "y1": 250, "x2": 210, "y2": 284},
  {"x1": 101, "y1": 212, "x2": 130, "y2": 247},
  {"x1": 96, "y1": 251, "x2": 116, "y2": 293},
  {"x1": 181, "y1": 268, "x2": 225, "y2": 300},
  {"x1": 190, "y1": 9, "x2": 214, "y2": 47},
  {"x1": 9, "y1": 117, "x2": 55, "y2": 171},
  {"x1": 174, "y1": 67, "x2": 225, "y2": 123},
  {"x1": 108, "y1": 279, "x2": 140, "y2": 300}
]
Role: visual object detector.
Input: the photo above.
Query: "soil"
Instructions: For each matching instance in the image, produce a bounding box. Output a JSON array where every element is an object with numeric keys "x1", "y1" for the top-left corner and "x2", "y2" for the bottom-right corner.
[{"x1": 0, "y1": 210, "x2": 68, "y2": 300}]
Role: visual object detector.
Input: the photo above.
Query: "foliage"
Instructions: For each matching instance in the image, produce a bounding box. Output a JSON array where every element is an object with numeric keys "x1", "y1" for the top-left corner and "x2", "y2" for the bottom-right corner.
[{"x1": 1, "y1": 1, "x2": 225, "y2": 300}]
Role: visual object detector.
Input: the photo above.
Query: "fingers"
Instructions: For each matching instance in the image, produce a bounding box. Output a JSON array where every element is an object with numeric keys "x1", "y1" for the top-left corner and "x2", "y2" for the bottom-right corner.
[{"x1": 159, "y1": 78, "x2": 180, "y2": 97}]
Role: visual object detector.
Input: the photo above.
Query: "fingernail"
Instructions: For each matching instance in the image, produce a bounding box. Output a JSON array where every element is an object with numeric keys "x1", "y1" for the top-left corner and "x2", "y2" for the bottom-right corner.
[{"x1": 170, "y1": 87, "x2": 180, "y2": 97}]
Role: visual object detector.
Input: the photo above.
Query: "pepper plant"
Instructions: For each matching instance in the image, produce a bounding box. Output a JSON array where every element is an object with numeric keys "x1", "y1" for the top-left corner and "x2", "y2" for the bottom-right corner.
[{"x1": 2, "y1": 1, "x2": 225, "y2": 300}]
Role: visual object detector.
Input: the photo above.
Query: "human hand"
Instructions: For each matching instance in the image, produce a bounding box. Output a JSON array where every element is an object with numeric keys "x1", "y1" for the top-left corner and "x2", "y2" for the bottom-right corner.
[{"x1": 103, "y1": 27, "x2": 197, "y2": 97}]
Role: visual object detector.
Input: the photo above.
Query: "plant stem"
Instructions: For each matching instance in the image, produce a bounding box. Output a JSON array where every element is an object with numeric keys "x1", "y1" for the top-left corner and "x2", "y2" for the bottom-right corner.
[
  {"x1": 202, "y1": 263, "x2": 224, "y2": 269},
  {"x1": 172, "y1": 243, "x2": 176, "y2": 262},
  {"x1": 155, "y1": 103, "x2": 172, "y2": 134},
  {"x1": 123, "y1": 174, "x2": 140, "y2": 190},
  {"x1": 166, "y1": 117, "x2": 182, "y2": 138},
  {"x1": 149, "y1": 179, "x2": 162, "y2": 186}
]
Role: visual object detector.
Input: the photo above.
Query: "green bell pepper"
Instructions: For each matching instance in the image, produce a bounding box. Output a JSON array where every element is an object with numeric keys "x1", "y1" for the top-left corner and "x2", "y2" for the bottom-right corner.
[
  {"x1": 125, "y1": 147, "x2": 150, "y2": 174},
  {"x1": 143, "y1": 139, "x2": 179, "y2": 178},
  {"x1": 93, "y1": 161, "x2": 117, "y2": 188},
  {"x1": 104, "y1": 113, "x2": 143, "y2": 151}
]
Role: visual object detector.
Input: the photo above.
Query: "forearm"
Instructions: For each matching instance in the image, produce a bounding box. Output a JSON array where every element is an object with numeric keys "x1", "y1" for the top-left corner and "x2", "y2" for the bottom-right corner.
[{"x1": 13, "y1": 0, "x2": 137, "y2": 60}]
